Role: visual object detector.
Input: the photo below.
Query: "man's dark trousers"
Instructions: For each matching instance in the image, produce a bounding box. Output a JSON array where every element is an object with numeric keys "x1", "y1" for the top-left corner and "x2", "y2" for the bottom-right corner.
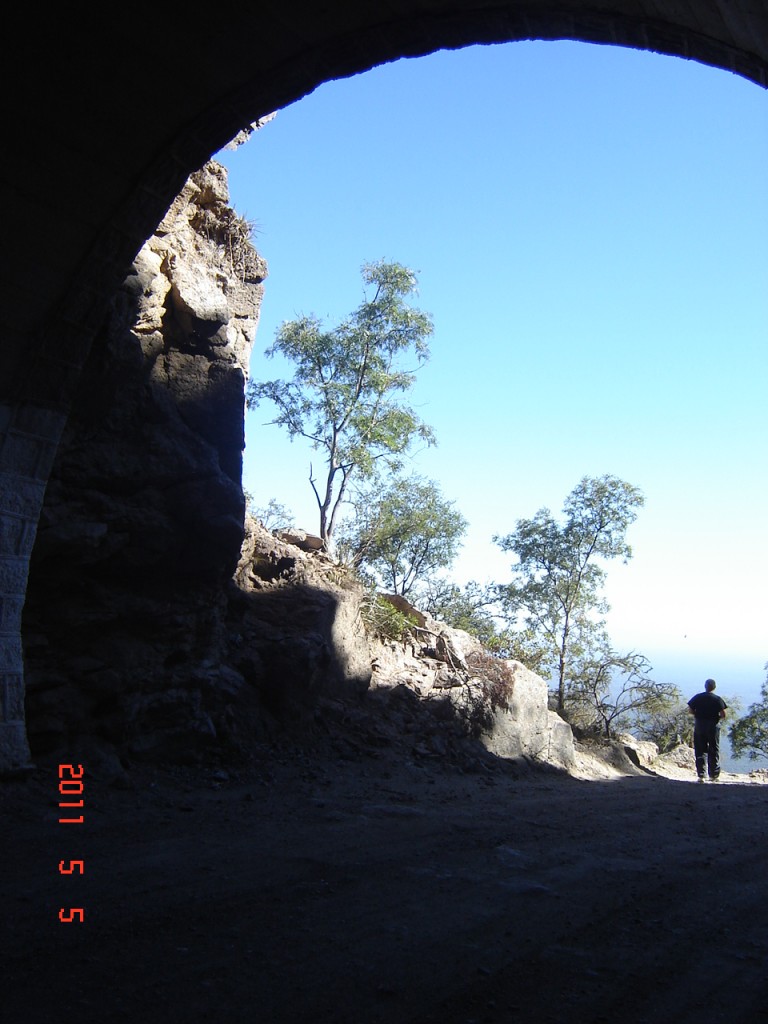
[{"x1": 694, "y1": 720, "x2": 721, "y2": 779}]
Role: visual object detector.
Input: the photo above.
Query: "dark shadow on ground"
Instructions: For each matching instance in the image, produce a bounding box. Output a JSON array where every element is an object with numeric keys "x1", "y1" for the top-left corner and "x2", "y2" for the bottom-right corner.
[{"x1": 3, "y1": 743, "x2": 768, "y2": 1024}]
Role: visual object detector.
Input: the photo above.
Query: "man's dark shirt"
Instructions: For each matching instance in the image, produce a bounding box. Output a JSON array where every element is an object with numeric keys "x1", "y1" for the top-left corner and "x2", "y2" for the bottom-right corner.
[{"x1": 688, "y1": 692, "x2": 727, "y2": 722}]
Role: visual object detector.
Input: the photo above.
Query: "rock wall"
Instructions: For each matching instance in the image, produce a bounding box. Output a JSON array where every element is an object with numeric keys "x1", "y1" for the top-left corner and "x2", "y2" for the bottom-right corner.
[{"x1": 22, "y1": 162, "x2": 266, "y2": 760}]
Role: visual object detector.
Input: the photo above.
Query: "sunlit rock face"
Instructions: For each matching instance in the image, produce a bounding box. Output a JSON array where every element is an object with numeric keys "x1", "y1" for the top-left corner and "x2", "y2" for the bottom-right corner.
[
  {"x1": 22, "y1": 162, "x2": 267, "y2": 761},
  {"x1": 370, "y1": 618, "x2": 575, "y2": 771},
  {"x1": 480, "y1": 662, "x2": 575, "y2": 769}
]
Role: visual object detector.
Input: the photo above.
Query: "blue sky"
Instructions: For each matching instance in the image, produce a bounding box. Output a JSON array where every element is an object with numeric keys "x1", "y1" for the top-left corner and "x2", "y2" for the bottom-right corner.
[{"x1": 217, "y1": 40, "x2": 767, "y2": 709}]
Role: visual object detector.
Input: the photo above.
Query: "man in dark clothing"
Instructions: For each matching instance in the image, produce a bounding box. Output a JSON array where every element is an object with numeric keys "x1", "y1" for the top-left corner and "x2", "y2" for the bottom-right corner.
[{"x1": 687, "y1": 679, "x2": 727, "y2": 782}]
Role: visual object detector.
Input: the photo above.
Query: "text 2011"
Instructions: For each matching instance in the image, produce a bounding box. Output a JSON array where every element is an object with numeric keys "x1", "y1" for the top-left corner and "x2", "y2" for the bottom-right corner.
[{"x1": 58, "y1": 763, "x2": 85, "y2": 923}]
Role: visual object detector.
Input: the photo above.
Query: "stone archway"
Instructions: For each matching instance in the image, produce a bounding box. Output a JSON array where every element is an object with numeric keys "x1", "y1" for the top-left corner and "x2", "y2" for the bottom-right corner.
[{"x1": 1, "y1": 1, "x2": 766, "y2": 771}]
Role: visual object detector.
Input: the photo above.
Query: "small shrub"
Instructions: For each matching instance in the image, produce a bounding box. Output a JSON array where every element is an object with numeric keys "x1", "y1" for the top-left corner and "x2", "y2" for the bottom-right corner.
[
  {"x1": 362, "y1": 593, "x2": 418, "y2": 643},
  {"x1": 249, "y1": 497, "x2": 295, "y2": 533},
  {"x1": 466, "y1": 650, "x2": 516, "y2": 713},
  {"x1": 447, "y1": 651, "x2": 518, "y2": 739},
  {"x1": 194, "y1": 206, "x2": 262, "y2": 282}
]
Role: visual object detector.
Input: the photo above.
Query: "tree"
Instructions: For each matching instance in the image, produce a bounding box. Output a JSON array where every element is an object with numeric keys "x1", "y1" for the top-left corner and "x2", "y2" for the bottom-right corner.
[
  {"x1": 566, "y1": 639, "x2": 679, "y2": 739},
  {"x1": 729, "y1": 663, "x2": 768, "y2": 761},
  {"x1": 421, "y1": 579, "x2": 501, "y2": 647},
  {"x1": 247, "y1": 496, "x2": 295, "y2": 532},
  {"x1": 420, "y1": 579, "x2": 549, "y2": 666},
  {"x1": 337, "y1": 475, "x2": 467, "y2": 597},
  {"x1": 494, "y1": 475, "x2": 645, "y2": 712},
  {"x1": 633, "y1": 691, "x2": 742, "y2": 754},
  {"x1": 246, "y1": 261, "x2": 435, "y2": 547},
  {"x1": 631, "y1": 695, "x2": 694, "y2": 752}
]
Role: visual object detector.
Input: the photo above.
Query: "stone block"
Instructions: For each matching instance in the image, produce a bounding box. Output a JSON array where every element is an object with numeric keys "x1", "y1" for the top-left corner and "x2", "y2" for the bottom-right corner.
[
  {"x1": 0, "y1": 515, "x2": 23, "y2": 557},
  {"x1": 2, "y1": 675, "x2": 25, "y2": 719},
  {"x1": 0, "y1": 557, "x2": 29, "y2": 599},
  {"x1": 13, "y1": 403, "x2": 67, "y2": 439},
  {"x1": 0, "y1": 633, "x2": 23, "y2": 672},
  {"x1": 0, "y1": 474, "x2": 46, "y2": 517},
  {"x1": 3, "y1": 425, "x2": 55, "y2": 482},
  {"x1": 0, "y1": 719, "x2": 33, "y2": 775},
  {"x1": 0, "y1": 594, "x2": 25, "y2": 631}
]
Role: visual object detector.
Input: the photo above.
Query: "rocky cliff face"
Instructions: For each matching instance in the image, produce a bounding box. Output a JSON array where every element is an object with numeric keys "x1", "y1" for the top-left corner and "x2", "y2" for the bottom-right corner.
[
  {"x1": 22, "y1": 162, "x2": 266, "y2": 760},
  {"x1": 226, "y1": 518, "x2": 574, "y2": 773}
]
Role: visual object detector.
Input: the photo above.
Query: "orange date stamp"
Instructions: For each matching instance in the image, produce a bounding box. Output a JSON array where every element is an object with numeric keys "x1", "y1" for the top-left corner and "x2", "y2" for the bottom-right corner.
[{"x1": 57, "y1": 763, "x2": 85, "y2": 923}]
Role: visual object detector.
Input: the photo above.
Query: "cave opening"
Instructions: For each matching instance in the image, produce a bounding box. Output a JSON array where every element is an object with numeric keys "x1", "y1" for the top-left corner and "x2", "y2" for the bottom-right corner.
[{"x1": 3, "y1": 7, "x2": 767, "y2": 773}]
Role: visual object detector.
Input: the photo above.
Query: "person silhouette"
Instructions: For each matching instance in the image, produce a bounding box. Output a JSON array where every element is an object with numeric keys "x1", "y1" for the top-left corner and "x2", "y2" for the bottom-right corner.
[{"x1": 687, "y1": 679, "x2": 727, "y2": 782}]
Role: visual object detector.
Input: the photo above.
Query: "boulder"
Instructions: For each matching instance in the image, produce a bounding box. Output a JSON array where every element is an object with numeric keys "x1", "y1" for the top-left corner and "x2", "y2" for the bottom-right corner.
[
  {"x1": 369, "y1": 623, "x2": 575, "y2": 772},
  {"x1": 477, "y1": 661, "x2": 575, "y2": 769},
  {"x1": 658, "y1": 743, "x2": 696, "y2": 771},
  {"x1": 380, "y1": 593, "x2": 428, "y2": 629},
  {"x1": 618, "y1": 732, "x2": 659, "y2": 769},
  {"x1": 275, "y1": 529, "x2": 325, "y2": 552}
]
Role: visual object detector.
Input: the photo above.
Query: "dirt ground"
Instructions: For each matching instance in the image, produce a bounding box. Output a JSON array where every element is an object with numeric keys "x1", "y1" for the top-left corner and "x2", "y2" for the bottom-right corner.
[{"x1": 3, "y1": 743, "x2": 768, "y2": 1024}]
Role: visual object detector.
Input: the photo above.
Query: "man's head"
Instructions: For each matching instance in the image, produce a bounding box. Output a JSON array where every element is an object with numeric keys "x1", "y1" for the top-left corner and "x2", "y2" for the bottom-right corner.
[{"x1": 705, "y1": 678, "x2": 717, "y2": 692}]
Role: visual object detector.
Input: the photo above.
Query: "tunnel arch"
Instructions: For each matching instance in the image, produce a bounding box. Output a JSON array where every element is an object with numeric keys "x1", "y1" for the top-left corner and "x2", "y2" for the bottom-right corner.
[{"x1": 1, "y1": 1, "x2": 766, "y2": 771}]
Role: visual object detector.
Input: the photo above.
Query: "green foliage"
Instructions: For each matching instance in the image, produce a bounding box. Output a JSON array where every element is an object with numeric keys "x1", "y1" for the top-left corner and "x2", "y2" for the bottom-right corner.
[
  {"x1": 420, "y1": 580, "x2": 547, "y2": 666},
  {"x1": 360, "y1": 592, "x2": 419, "y2": 643},
  {"x1": 421, "y1": 580, "x2": 498, "y2": 644},
  {"x1": 488, "y1": 627, "x2": 552, "y2": 671},
  {"x1": 247, "y1": 261, "x2": 435, "y2": 546},
  {"x1": 633, "y1": 690, "x2": 742, "y2": 753},
  {"x1": 631, "y1": 698, "x2": 693, "y2": 752},
  {"x1": 338, "y1": 475, "x2": 466, "y2": 597},
  {"x1": 494, "y1": 475, "x2": 645, "y2": 712},
  {"x1": 729, "y1": 664, "x2": 768, "y2": 761},
  {"x1": 248, "y1": 496, "x2": 295, "y2": 532},
  {"x1": 566, "y1": 640, "x2": 679, "y2": 739}
]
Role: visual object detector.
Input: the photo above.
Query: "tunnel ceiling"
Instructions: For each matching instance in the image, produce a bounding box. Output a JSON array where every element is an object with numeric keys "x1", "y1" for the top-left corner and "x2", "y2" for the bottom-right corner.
[{"x1": 3, "y1": 0, "x2": 767, "y2": 397}]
